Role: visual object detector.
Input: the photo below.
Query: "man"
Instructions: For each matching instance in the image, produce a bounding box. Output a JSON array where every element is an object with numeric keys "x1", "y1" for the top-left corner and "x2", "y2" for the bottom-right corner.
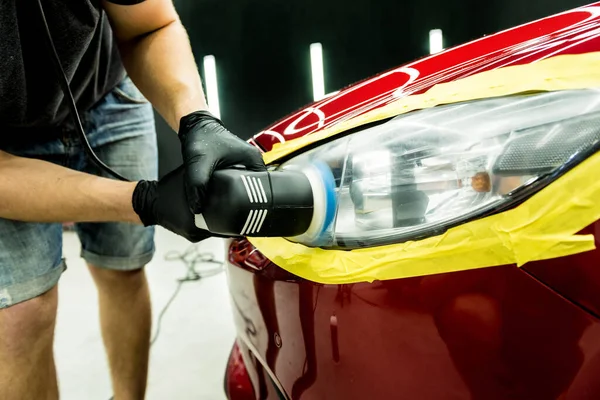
[{"x1": 0, "y1": 0, "x2": 265, "y2": 399}]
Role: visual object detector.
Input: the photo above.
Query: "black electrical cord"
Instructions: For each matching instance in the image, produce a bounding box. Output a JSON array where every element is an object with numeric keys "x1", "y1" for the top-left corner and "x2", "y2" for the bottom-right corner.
[
  {"x1": 36, "y1": 4, "x2": 229, "y2": 398},
  {"x1": 35, "y1": 0, "x2": 130, "y2": 182},
  {"x1": 150, "y1": 245, "x2": 224, "y2": 345},
  {"x1": 36, "y1": 1, "x2": 225, "y2": 348},
  {"x1": 150, "y1": 279, "x2": 184, "y2": 346},
  {"x1": 106, "y1": 245, "x2": 224, "y2": 399},
  {"x1": 33, "y1": 5, "x2": 227, "y2": 397}
]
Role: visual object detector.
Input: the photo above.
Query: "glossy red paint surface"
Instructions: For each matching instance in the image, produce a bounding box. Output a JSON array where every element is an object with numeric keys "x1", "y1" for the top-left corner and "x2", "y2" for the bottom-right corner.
[
  {"x1": 227, "y1": 3, "x2": 600, "y2": 399},
  {"x1": 250, "y1": 2, "x2": 600, "y2": 152},
  {"x1": 226, "y1": 225, "x2": 600, "y2": 399},
  {"x1": 523, "y1": 222, "x2": 600, "y2": 319}
]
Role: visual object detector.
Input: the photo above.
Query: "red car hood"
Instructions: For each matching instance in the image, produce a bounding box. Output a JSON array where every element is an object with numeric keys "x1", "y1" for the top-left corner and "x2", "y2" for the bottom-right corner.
[{"x1": 250, "y1": 2, "x2": 600, "y2": 153}]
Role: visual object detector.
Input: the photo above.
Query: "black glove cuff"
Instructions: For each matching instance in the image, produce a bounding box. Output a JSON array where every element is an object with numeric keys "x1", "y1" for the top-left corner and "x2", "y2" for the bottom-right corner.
[
  {"x1": 132, "y1": 180, "x2": 158, "y2": 227},
  {"x1": 178, "y1": 110, "x2": 224, "y2": 141}
]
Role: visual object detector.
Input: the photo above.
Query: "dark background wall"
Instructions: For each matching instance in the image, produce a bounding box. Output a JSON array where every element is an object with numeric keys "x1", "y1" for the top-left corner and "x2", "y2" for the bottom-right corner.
[{"x1": 157, "y1": 0, "x2": 592, "y2": 176}]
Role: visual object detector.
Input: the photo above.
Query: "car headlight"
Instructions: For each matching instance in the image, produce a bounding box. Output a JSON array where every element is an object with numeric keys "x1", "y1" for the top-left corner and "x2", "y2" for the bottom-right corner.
[{"x1": 277, "y1": 88, "x2": 600, "y2": 249}]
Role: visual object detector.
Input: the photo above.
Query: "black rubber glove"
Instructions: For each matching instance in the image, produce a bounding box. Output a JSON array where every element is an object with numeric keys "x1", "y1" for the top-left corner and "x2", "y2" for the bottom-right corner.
[
  {"x1": 132, "y1": 165, "x2": 211, "y2": 243},
  {"x1": 179, "y1": 110, "x2": 266, "y2": 214}
]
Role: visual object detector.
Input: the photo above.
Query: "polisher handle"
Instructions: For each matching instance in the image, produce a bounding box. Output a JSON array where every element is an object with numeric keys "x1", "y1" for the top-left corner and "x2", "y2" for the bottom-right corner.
[{"x1": 194, "y1": 169, "x2": 315, "y2": 237}]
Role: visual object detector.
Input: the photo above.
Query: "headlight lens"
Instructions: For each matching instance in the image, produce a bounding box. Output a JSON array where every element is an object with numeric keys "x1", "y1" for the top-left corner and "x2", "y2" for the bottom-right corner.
[{"x1": 278, "y1": 88, "x2": 600, "y2": 248}]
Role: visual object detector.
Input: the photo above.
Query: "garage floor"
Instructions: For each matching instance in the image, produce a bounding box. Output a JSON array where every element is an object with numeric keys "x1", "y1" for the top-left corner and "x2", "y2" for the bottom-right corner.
[{"x1": 54, "y1": 227, "x2": 235, "y2": 400}]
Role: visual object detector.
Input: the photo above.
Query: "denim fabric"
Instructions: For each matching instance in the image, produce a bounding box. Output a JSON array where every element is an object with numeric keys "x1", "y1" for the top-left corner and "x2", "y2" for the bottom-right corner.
[{"x1": 0, "y1": 76, "x2": 159, "y2": 308}]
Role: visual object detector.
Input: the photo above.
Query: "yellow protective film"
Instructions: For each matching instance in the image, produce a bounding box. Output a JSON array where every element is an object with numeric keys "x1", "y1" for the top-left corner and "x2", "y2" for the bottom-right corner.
[
  {"x1": 264, "y1": 52, "x2": 600, "y2": 164},
  {"x1": 249, "y1": 52, "x2": 600, "y2": 284},
  {"x1": 250, "y1": 151, "x2": 600, "y2": 284}
]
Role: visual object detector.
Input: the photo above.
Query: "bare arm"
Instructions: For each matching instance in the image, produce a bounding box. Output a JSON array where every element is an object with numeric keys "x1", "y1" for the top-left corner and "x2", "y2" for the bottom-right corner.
[
  {"x1": 101, "y1": 0, "x2": 266, "y2": 217},
  {"x1": 0, "y1": 150, "x2": 141, "y2": 224},
  {"x1": 102, "y1": 0, "x2": 208, "y2": 131}
]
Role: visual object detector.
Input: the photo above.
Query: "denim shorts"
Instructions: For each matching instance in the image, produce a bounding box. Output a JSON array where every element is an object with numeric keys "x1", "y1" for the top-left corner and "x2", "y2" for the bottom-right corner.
[{"x1": 0, "y1": 76, "x2": 159, "y2": 309}]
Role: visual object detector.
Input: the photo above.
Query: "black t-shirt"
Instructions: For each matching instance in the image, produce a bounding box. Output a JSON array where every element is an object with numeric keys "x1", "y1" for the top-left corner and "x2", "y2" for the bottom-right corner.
[{"x1": 0, "y1": 0, "x2": 145, "y2": 142}]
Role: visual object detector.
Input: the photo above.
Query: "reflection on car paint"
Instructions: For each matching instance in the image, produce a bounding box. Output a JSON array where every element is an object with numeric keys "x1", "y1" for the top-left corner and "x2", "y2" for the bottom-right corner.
[
  {"x1": 252, "y1": 4, "x2": 600, "y2": 150},
  {"x1": 228, "y1": 229, "x2": 600, "y2": 398}
]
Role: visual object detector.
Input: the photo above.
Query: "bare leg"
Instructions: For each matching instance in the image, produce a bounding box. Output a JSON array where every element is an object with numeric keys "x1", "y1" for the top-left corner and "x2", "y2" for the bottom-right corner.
[
  {"x1": 88, "y1": 266, "x2": 152, "y2": 400},
  {"x1": 0, "y1": 286, "x2": 59, "y2": 400}
]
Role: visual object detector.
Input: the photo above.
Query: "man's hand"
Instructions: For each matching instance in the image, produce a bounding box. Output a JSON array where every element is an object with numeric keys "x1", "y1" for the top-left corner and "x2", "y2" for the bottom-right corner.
[
  {"x1": 178, "y1": 111, "x2": 266, "y2": 214},
  {"x1": 132, "y1": 165, "x2": 213, "y2": 242}
]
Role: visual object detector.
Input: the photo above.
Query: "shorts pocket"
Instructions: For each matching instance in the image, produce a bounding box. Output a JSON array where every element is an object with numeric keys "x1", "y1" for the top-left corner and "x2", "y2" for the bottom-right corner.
[{"x1": 111, "y1": 76, "x2": 149, "y2": 104}]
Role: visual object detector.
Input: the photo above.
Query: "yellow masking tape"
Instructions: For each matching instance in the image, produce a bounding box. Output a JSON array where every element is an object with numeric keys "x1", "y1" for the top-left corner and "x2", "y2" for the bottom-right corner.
[
  {"x1": 248, "y1": 51, "x2": 600, "y2": 284},
  {"x1": 264, "y1": 52, "x2": 600, "y2": 164},
  {"x1": 249, "y1": 151, "x2": 600, "y2": 284}
]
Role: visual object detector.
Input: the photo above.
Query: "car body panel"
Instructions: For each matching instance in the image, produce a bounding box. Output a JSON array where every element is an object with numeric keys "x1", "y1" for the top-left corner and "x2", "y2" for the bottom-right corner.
[
  {"x1": 250, "y1": 2, "x2": 600, "y2": 153},
  {"x1": 227, "y1": 224, "x2": 600, "y2": 399},
  {"x1": 522, "y1": 222, "x2": 600, "y2": 319},
  {"x1": 227, "y1": 2, "x2": 600, "y2": 399}
]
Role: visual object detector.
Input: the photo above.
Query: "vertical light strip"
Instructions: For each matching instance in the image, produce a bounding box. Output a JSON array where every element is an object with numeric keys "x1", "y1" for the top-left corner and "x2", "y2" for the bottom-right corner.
[
  {"x1": 429, "y1": 29, "x2": 444, "y2": 55},
  {"x1": 203, "y1": 55, "x2": 221, "y2": 119},
  {"x1": 310, "y1": 43, "x2": 325, "y2": 102}
]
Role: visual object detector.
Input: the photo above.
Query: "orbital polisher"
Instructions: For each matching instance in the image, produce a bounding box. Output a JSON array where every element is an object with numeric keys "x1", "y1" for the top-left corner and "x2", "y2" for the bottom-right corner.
[
  {"x1": 194, "y1": 161, "x2": 338, "y2": 244},
  {"x1": 33, "y1": 0, "x2": 338, "y2": 244}
]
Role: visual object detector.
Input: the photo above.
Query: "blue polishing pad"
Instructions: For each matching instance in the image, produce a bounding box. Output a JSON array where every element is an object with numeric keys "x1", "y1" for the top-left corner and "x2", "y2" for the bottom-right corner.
[{"x1": 311, "y1": 159, "x2": 338, "y2": 237}]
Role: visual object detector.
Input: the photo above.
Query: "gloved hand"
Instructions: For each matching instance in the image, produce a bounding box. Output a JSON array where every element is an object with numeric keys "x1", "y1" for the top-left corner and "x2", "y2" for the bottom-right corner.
[
  {"x1": 131, "y1": 165, "x2": 211, "y2": 243},
  {"x1": 178, "y1": 110, "x2": 266, "y2": 214}
]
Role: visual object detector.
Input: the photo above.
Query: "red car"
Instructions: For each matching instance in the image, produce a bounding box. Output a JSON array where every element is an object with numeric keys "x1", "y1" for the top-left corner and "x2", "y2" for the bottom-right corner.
[{"x1": 223, "y1": 3, "x2": 600, "y2": 399}]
